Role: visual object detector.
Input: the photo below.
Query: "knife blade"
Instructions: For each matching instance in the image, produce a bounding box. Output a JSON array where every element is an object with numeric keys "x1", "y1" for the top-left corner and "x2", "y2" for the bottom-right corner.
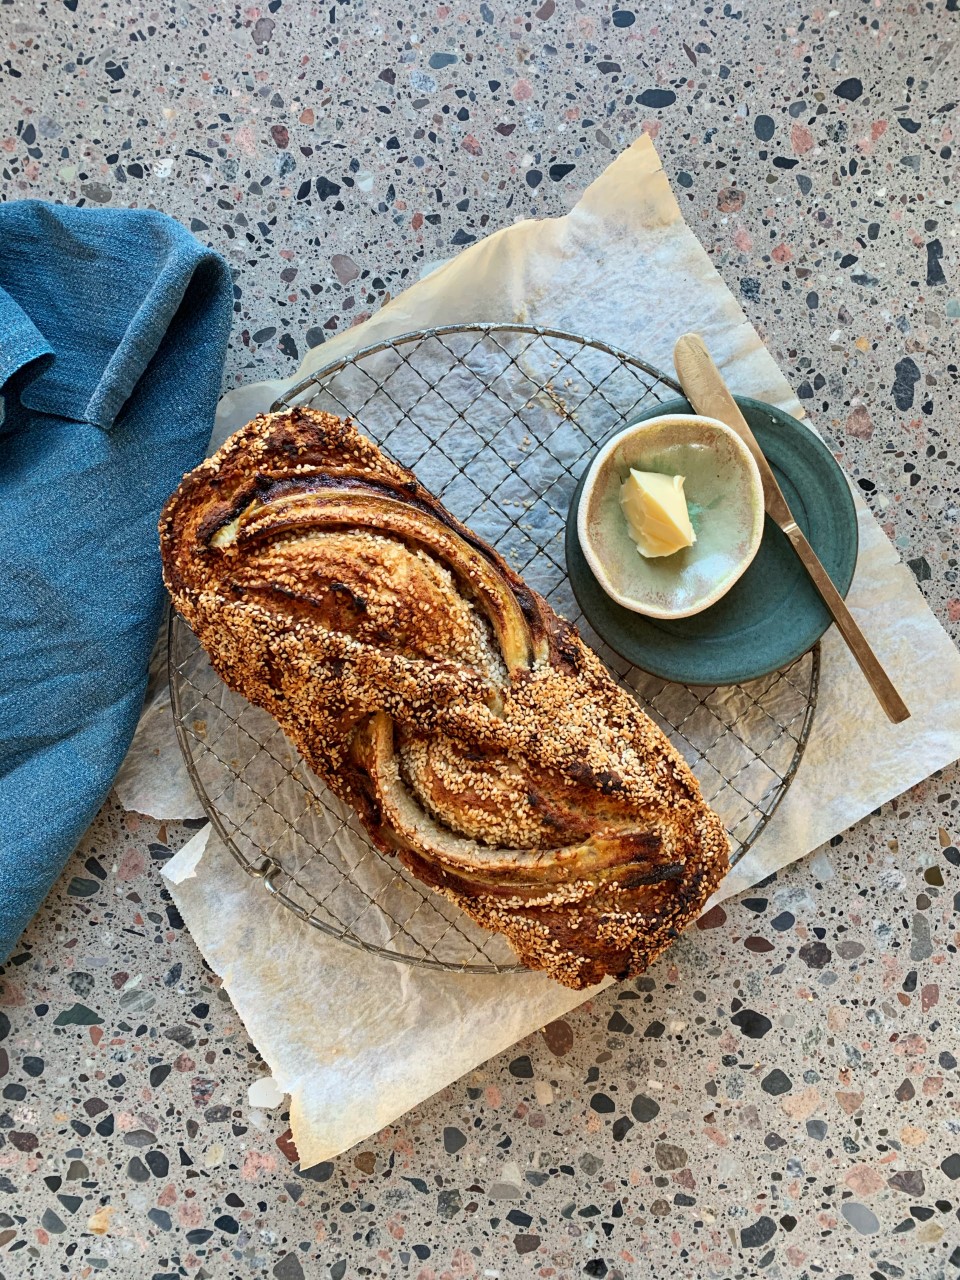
[{"x1": 673, "y1": 333, "x2": 909, "y2": 725}]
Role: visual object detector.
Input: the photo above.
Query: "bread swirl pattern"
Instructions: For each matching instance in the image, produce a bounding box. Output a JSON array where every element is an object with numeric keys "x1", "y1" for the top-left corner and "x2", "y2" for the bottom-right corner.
[{"x1": 160, "y1": 408, "x2": 728, "y2": 988}]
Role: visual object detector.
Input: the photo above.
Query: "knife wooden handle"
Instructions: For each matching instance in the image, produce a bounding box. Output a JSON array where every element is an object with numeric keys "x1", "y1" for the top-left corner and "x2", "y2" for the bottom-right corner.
[
  {"x1": 673, "y1": 333, "x2": 910, "y2": 725},
  {"x1": 783, "y1": 523, "x2": 910, "y2": 724}
]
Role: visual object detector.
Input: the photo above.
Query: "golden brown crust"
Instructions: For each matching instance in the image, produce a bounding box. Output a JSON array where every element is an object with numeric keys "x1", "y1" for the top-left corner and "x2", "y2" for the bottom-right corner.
[{"x1": 160, "y1": 408, "x2": 729, "y2": 988}]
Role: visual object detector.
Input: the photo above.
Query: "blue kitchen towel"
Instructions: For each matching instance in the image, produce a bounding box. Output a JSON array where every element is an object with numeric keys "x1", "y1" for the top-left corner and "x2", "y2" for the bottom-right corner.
[{"x1": 0, "y1": 200, "x2": 233, "y2": 961}]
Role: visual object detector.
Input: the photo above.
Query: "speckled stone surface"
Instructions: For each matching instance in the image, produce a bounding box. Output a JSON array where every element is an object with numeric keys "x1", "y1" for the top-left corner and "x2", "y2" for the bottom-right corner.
[{"x1": 3, "y1": 4, "x2": 960, "y2": 1278}]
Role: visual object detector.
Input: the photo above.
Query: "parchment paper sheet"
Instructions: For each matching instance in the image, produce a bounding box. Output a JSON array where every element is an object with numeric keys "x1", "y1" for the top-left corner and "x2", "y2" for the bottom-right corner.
[
  {"x1": 164, "y1": 825, "x2": 607, "y2": 1168},
  {"x1": 116, "y1": 136, "x2": 960, "y2": 1164}
]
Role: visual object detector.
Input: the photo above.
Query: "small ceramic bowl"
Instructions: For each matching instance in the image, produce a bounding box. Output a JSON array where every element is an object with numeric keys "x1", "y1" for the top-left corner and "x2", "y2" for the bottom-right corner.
[{"x1": 576, "y1": 413, "x2": 765, "y2": 620}]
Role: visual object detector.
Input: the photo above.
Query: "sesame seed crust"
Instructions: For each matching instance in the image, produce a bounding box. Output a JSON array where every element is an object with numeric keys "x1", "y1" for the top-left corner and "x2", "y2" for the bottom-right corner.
[{"x1": 159, "y1": 408, "x2": 729, "y2": 989}]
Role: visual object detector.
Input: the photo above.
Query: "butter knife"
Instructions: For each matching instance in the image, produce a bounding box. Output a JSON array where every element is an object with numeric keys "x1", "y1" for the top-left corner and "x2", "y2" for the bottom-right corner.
[{"x1": 673, "y1": 333, "x2": 909, "y2": 724}]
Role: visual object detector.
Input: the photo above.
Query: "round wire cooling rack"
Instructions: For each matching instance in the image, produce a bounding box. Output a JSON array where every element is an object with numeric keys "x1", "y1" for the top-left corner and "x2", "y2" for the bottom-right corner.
[{"x1": 169, "y1": 322, "x2": 819, "y2": 976}]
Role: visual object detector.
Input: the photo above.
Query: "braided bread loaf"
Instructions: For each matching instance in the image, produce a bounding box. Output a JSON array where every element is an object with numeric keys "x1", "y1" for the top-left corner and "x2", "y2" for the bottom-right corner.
[{"x1": 160, "y1": 408, "x2": 728, "y2": 988}]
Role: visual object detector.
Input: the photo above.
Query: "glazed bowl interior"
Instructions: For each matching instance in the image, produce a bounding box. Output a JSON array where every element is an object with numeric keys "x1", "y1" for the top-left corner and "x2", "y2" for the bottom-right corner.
[{"x1": 576, "y1": 413, "x2": 766, "y2": 620}]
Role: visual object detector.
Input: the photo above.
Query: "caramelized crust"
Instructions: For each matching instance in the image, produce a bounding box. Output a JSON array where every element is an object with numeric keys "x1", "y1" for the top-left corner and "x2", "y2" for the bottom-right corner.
[{"x1": 160, "y1": 408, "x2": 729, "y2": 988}]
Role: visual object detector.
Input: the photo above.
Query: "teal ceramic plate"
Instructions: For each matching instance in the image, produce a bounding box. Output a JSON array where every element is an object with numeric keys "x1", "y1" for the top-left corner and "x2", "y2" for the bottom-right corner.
[{"x1": 565, "y1": 396, "x2": 859, "y2": 686}]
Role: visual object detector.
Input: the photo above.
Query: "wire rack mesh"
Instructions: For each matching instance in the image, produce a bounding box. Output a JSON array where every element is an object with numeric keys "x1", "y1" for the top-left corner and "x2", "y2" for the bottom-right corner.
[{"x1": 169, "y1": 323, "x2": 819, "y2": 975}]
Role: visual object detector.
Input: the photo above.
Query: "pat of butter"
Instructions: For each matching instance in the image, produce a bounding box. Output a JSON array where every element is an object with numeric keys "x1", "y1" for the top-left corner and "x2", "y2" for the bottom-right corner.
[{"x1": 619, "y1": 469, "x2": 697, "y2": 559}]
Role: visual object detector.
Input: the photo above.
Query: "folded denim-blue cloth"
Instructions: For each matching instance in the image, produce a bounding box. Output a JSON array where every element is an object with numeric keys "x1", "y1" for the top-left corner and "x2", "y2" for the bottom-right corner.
[{"x1": 0, "y1": 201, "x2": 233, "y2": 961}]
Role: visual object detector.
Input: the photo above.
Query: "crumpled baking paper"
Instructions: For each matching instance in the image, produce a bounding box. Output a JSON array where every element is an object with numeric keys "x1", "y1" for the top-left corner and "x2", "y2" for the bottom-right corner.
[
  {"x1": 164, "y1": 824, "x2": 606, "y2": 1167},
  {"x1": 114, "y1": 135, "x2": 960, "y2": 1164}
]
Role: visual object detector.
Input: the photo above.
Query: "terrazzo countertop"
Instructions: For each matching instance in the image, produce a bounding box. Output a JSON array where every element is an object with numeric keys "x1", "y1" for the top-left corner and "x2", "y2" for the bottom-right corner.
[{"x1": 3, "y1": 3, "x2": 960, "y2": 1278}]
